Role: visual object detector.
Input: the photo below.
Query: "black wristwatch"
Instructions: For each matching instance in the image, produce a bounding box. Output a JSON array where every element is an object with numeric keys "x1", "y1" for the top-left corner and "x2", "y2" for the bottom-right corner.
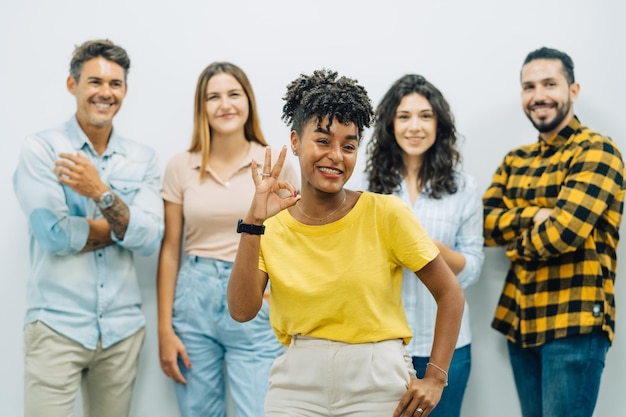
[{"x1": 236, "y1": 219, "x2": 265, "y2": 235}]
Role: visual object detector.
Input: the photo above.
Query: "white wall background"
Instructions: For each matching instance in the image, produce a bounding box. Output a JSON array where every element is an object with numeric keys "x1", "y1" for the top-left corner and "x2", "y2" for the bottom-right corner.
[{"x1": 1, "y1": 1, "x2": 624, "y2": 416}]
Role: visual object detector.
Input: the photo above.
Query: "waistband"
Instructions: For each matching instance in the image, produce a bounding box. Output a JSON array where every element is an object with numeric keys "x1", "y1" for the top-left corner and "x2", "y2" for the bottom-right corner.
[
  {"x1": 186, "y1": 255, "x2": 232, "y2": 265},
  {"x1": 290, "y1": 334, "x2": 402, "y2": 348}
]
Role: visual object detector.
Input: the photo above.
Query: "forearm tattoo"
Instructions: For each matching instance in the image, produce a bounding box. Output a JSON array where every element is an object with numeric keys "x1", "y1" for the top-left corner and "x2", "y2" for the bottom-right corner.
[
  {"x1": 82, "y1": 236, "x2": 114, "y2": 252},
  {"x1": 100, "y1": 193, "x2": 130, "y2": 240}
]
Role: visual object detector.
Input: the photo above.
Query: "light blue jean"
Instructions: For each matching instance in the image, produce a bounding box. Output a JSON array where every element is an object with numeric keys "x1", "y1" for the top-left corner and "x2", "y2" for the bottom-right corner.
[
  {"x1": 507, "y1": 331, "x2": 610, "y2": 417},
  {"x1": 412, "y1": 344, "x2": 471, "y2": 417},
  {"x1": 172, "y1": 255, "x2": 284, "y2": 417}
]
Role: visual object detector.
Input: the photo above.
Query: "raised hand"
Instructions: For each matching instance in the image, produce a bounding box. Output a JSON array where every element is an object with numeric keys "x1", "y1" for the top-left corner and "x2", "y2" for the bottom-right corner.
[{"x1": 247, "y1": 146, "x2": 300, "y2": 223}]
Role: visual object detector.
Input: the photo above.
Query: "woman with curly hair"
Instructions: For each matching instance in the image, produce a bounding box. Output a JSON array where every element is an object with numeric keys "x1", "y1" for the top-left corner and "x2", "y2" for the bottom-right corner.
[
  {"x1": 365, "y1": 74, "x2": 484, "y2": 417},
  {"x1": 157, "y1": 62, "x2": 298, "y2": 417},
  {"x1": 227, "y1": 69, "x2": 465, "y2": 417}
]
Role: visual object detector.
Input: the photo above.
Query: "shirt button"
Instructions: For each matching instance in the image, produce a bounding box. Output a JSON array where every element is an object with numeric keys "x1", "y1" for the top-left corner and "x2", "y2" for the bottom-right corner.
[
  {"x1": 592, "y1": 304, "x2": 602, "y2": 317},
  {"x1": 98, "y1": 253, "x2": 103, "y2": 257}
]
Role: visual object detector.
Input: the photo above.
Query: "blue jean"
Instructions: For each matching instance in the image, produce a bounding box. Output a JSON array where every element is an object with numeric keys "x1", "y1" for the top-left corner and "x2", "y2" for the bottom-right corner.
[
  {"x1": 412, "y1": 344, "x2": 471, "y2": 417},
  {"x1": 507, "y1": 331, "x2": 610, "y2": 417},
  {"x1": 172, "y1": 256, "x2": 284, "y2": 417}
]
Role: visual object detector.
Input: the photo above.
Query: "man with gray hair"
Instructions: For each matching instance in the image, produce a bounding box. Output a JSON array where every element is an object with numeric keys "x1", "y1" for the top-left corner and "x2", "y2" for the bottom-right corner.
[{"x1": 13, "y1": 39, "x2": 164, "y2": 417}]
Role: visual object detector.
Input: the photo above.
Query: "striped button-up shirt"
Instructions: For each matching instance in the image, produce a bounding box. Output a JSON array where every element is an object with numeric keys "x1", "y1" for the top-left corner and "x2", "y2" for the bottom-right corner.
[
  {"x1": 398, "y1": 172, "x2": 484, "y2": 356},
  {"x1": 483, "y1": 116, "x2": 624, "y2": 348}
]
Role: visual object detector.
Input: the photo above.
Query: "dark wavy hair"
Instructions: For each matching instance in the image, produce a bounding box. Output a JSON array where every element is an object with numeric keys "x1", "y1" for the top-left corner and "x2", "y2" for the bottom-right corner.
[
  {"x1": 282, "y1": 69, "x2": 373, "y2": 140},
  {"x1": 365, "y1": 74, "x2": 460, "y2": 198}
]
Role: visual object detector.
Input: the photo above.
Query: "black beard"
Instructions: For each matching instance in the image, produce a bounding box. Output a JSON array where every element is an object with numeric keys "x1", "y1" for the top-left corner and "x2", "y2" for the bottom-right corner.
[
  {"x1": 531, "y1": 114, "x2": 565, "y2": 133},
  {"x1": 527, "y1": 99, "x2": 571, "y2": 134}
]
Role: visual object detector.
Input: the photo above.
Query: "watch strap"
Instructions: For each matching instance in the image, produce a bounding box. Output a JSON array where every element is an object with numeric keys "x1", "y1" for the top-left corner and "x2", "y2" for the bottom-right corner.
[{"x1": 236, "y1": 219, "x2": 265, "y2": 235}]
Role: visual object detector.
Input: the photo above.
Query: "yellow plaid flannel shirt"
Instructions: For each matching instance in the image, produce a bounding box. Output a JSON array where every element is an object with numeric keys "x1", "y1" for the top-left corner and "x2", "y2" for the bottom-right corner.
[{"x1": 483, "y1": 116, "x2": 624, "y2": 347}]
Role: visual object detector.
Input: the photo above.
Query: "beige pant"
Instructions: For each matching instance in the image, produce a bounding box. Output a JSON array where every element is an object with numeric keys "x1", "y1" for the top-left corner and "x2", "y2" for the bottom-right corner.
[
  {"x1": 265, "y1": 335, "x2": 415, "y2": 416},
  {"x1": 24, "y1": 321, "x2": 145, "y2": 417}
]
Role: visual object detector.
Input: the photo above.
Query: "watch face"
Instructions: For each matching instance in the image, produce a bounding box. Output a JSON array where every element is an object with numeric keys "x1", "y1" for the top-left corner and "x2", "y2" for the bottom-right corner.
[
  {"x1": 99, "y1": 192, "x2": 115, "y2": 208},
  {"x1": 103, "y1": 194, "x2": 114, "y2": 206}
]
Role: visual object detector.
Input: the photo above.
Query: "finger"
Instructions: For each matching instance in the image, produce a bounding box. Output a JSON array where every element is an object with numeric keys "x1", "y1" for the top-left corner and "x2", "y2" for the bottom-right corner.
[
  {"x1": 168, "y1": 361, "x2": 187, "y2": 385},
  {"x1": 279, "y1": 193, "x2": 301, "y2": 210},
  {"x1": 393, "y1": 391, "x2": 419, "y2": 417},
  {"x1": 270, "y1": 146, "x2": 287, "y2": 178},
  {"x1": 180, "y1": 348, "x2": 192, "y2": 369},
  {"x1": 54, "y1": 159, "x2": 74, "y2": 170},
  {"x1": 263, "y1": 146, "x2": 272, "y2": 175},
  {"x1": 276, "y1": 180, "x2": 299, "y2": 197},
  {"x1": 414, "y1": 406, "x2": 426, "y2": 416},
  {"x1": 58, "y1": 152, "x2": 80, "y2": 164},
  {"x1": 160, "y1": 360, "x2": 174, "y2": 376},
  {"x1": 53, "y1": 166, "x2": 70, "y2": 177},
  {"x1": 250, "y1": 158, "x2": 261, "y2": 186}
]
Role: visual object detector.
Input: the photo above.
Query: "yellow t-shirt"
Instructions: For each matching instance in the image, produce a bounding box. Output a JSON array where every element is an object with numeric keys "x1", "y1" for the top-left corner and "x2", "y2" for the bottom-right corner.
[{"x1": 259, "y1": 191, "x2": 439, "y2": 346}]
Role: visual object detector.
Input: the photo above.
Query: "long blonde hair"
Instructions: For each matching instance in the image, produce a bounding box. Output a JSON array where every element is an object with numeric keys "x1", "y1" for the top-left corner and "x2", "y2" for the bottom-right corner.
[{"x1": 189, "y1": 62, "x2": 267, "y2": 180}]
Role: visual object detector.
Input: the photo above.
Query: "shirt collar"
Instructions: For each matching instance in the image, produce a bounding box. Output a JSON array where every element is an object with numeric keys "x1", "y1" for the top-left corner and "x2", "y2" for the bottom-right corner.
[
  {"x1": 189, "y1": 141, "x2": 260, "y2": 172},
  {"x1": 539, "y1": 115, "x2": 582, "y2": 148},
  {"x1": 65, "y1": 115, "x2": 126, "y2": 157}
]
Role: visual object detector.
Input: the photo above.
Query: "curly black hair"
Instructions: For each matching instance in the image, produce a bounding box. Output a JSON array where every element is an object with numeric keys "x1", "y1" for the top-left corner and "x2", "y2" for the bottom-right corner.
[
  {"x1": 281, "y1": 69, "x2": 373, "y2": 140},
  {"x1": 365, "y1": 74, "x2": 460, "y2": 199}
]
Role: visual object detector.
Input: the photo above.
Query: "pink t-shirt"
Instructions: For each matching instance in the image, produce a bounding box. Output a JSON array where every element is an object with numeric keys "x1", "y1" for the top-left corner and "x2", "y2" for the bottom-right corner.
[{"x1": 161, "y1": 141, "x2": 299, "y2": 262}]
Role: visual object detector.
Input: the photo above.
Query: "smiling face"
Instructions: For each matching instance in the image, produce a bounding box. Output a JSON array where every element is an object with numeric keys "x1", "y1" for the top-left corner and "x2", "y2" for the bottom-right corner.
[
  {"x1": 67, "y1": 57, "x2": 127, "y2": 130},
  {"x1": 521, "y1": 58, "x2": 580, "y2": 139},
  {"x1": 291, "y1": 116, "x2": 359, "y2": 195},
  {"x1": 204, "y1": 72, "x2": 249, "y2": 137},
  {"x1": 393, "y1": 93, "x2": 437, "y2": 164}
]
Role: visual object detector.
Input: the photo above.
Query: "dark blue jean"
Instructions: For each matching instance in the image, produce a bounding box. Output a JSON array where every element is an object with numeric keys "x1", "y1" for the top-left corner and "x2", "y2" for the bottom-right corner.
[
  {"x1": 507, "y1": 331, "x2": 610, "y2": 417},
  {"x1": 412, "y1": 344, "x2": 471, "y2": 417}
]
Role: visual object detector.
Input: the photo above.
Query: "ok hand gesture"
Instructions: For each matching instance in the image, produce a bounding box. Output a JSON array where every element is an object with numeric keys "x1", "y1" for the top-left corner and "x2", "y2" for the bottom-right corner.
[{"x1": 247, "y1": 146, "x2": 300, "y2": 223}]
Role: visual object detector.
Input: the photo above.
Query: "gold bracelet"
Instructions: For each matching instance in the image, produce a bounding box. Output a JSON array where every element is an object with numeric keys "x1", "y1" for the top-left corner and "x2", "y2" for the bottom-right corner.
[{"x1": 426, "y1": 362, "x2": 449, "y2": 387}]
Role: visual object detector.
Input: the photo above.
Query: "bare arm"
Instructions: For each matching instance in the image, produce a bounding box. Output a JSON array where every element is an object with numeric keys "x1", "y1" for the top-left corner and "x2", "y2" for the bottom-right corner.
[
  {"x1": 81, "y1": 218, "x2": 114, "y2": 252},
  {"x1": 394, "y1": 255, "x2": 464, "y2": 417},
  {"x1": 432, "y1": 240, "x2": 466, "y2": 275},
  {"x1": 228, "y1": 226, "x2": 270, "y2": 322},
  {"x1": 418, "y1": 255, "x2": 465, "y2": 381},
  {"x1": 227, "y1": 146, "x2": 300, "y2": 322},
  {"x1": 156, "y1": 201, "x2": 190, "y2": 384},
  {"x1": 97, "y1": 192, "x2": 130, "y2": 240},
  {"x1": 55, "y1": 152, "x2": 130, "y2": 241}
]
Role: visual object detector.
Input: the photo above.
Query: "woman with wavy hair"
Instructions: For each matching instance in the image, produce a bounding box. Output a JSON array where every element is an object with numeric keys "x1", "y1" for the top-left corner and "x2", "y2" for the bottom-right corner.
[
  {"x1": 365, "y1": 74, "x2": 484, "y2": 417},
  {"x1": 157, "y1": 62, "x2": 298, "y2": 417}
]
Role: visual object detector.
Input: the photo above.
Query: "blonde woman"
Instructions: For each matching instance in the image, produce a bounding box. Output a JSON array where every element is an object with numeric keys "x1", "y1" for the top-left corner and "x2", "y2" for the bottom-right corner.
[{"x1": 157, "y1": 62, "x2": 298, "y2": 417}]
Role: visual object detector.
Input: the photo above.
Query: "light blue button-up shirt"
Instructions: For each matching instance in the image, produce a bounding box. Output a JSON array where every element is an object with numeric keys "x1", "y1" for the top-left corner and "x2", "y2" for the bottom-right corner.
[{"x1": 13, "y1": 116, "x2": 164, "y2": 349}]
